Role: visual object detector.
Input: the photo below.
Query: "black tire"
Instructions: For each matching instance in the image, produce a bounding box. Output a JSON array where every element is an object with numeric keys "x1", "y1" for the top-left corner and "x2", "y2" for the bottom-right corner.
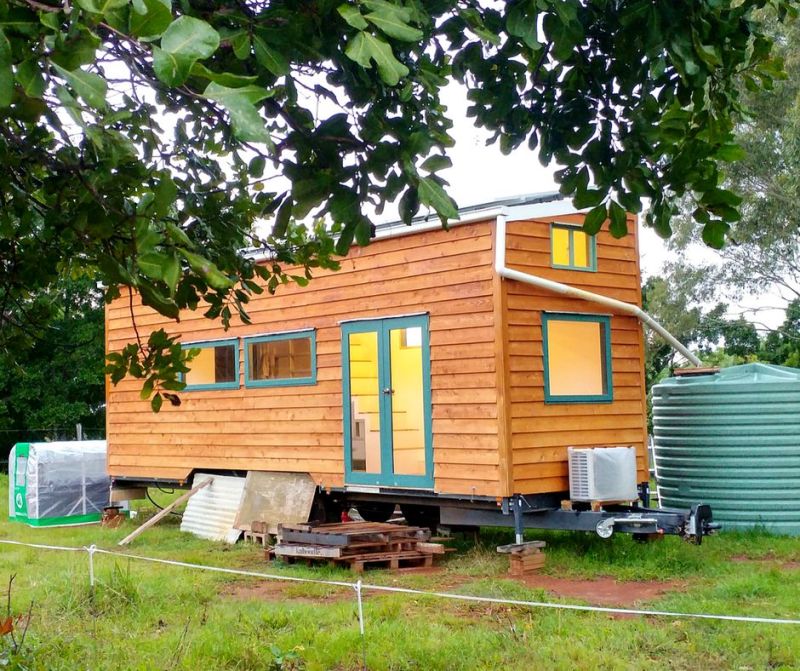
[
  {"x1": 400, "y1": 504, "x2": 440, "y2": 530},
  {"x1": 356, "y1": 501, "x2": 396, "y2": 522}
]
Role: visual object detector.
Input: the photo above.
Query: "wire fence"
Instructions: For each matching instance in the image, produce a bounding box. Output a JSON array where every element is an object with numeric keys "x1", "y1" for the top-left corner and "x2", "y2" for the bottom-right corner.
[{"x1": 1, "y1": 538, "x2": 799, "y2": 632}]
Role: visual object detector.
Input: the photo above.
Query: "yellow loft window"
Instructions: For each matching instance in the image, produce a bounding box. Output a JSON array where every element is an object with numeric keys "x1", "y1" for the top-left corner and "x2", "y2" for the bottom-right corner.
[
  {"x1": 542, "y1": 313, "x2": 612, "y2": 403},
  {"x1": 551, "y1": 223, "x2": 596, "y2": 271},
  {"x1": 244, "y1": 330, "x2": 317, "y2": 387},
  {"x1": 182, "y1": 339, "x2": 239, "y2": 391}
]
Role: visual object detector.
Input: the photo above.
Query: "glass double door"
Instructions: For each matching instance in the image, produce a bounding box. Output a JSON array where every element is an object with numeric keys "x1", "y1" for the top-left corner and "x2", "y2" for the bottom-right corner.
[{"x1": 342, "y1": 315, "x2": 433, "y2": 488}]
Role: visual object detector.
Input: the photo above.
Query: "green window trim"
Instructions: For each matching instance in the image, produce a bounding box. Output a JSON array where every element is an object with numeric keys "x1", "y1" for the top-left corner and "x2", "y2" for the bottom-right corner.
[
  {"x1": 550, "y1": 222, "x2": 598, "y2": 272},
  {"x1": 180, "y1": 338, "x2": 240, "y2": 391},
  {"x1": 244, "y1": 329, "x2": 317, "y2": 388},
  {"x1": 541, "y1": 312, "x2": 613, "y2": 404}
]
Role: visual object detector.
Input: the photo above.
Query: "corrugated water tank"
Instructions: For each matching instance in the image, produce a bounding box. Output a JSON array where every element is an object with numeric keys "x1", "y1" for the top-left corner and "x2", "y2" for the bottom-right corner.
[{"x1": 652, "y1": 363, "x2": 800, "y2": 535}]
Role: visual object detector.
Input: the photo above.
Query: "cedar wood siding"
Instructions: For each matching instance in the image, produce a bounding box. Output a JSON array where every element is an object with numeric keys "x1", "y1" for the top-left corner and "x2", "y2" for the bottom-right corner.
[
  {"x1": 105, "y1": 221, "x2": 503, "y2": 497},
  {"x1": 502, "y1": 213, "x2": 649, "y2": 495}
]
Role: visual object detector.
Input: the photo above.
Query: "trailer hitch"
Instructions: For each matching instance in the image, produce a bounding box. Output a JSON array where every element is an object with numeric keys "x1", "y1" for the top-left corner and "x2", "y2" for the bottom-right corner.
[
  {"x1": 685, "y1": 503, "x2": 718, "y2": 544},
  {"x1": 595, "y1": 515, "x2": 659, "y2": 539}
]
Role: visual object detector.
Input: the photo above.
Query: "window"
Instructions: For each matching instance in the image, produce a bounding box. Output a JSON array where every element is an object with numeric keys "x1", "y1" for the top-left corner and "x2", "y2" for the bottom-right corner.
[
  {"x1": 542, "y1": 313, "x2": 612, "y2": 403},
  {"x1": 245, "y1": 330, "x2": 316, "y2": 387},
  {"x1": 182, "y1": 339, "x2": 239, "y2": 390},
  {"x1": 551, "y1": 223, "x2": 596, "y2": 271}
]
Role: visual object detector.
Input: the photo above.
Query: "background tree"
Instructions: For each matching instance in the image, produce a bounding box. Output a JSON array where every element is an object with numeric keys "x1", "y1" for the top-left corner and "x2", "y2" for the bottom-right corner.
[
  {"x1": 0, "y1": 0, "x2": 795, "y2": 408},
  {"x1": 0, "y1": 277, "x2": 105, "y2": 453},
  {"x1": 665, "y1": 18, "x2": 800, "y2": 309}
]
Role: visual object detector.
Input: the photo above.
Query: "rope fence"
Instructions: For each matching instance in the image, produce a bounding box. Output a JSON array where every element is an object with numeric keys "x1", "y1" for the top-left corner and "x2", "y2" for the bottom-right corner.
[{"x1": 1, "y1": 537, "x2": 799, "y2": 651}]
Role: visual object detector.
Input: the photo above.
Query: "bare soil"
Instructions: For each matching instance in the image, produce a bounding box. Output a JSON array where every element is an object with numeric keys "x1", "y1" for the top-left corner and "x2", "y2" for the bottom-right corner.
[{"x1": 518, "y1": 574, "x2": 686, "y2": 607}]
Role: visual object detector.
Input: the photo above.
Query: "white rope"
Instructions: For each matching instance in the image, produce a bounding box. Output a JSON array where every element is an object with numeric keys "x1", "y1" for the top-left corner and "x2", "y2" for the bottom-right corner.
[
  {"x1": 0, "y1": 539, "x2": 84, "y2": 552},
  {"x1": 1, "y1": 539, "x2": 799, "y2": 626}
]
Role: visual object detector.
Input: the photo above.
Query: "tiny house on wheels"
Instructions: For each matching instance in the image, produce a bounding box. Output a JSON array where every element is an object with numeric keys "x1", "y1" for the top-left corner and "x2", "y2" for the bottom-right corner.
[{"x1": 106, "y1": 192, "x2": 714, "y2": 542}]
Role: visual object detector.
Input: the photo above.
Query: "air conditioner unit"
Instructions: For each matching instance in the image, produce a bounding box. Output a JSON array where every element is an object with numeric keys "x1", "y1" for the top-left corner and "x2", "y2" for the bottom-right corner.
[{"x1": 568, "y1": 446, "x2": 638, "y2": 502}]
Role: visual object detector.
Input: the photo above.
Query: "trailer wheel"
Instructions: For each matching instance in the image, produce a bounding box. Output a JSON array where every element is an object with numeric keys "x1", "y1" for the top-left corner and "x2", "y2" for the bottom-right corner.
[
  {"x1": 356, "y1": 502, "x2": 396, "y2": 522},
  {"x1": 309, "y1": 492, "x2": 342, "y2": 524},
  {"x1": 400, "y1": 504, "x2": 440, "y2": 530}
]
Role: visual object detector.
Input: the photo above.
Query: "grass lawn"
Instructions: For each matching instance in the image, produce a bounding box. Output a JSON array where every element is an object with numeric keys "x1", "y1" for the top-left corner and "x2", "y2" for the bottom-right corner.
[{"x1": 1, "y1": 474, "x2": 799, "y2": 670}]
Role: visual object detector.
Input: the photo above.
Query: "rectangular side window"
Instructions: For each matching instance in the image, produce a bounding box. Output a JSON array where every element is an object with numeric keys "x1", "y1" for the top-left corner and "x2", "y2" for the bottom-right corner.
[
  {"x1": 542, "y1": 313, "x2": 612, "y2": 403},
  {"x1": 245, "y1": 330, "x2": 316, "y2": 387},
  {"x1": 550, "y1": 223, "x2": 597, "y2": 271},
  {"x1": 182, "y1": 339, "x2": 239, "y2": 391}
]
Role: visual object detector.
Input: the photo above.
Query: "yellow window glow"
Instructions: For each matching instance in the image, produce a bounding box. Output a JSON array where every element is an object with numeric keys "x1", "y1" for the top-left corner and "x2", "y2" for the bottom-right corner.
[
  {"x1": 185, "y1": 344, "x2": 236, "y2": 386},
  {"x1": 551, "y1": 226, "x2": 571, "y2": 266},
  {"x1": 572, "y1": 231, "x2": 591, "y2": 268},
  {"x1": 545, "y1": 319, "x2": 607, "y2": 397}
]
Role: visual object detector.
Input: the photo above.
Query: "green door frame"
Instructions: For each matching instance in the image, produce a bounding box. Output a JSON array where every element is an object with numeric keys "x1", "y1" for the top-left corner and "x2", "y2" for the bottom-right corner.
[{"x1": 341, "y1": 314, "x2": 434, "y2": 488}]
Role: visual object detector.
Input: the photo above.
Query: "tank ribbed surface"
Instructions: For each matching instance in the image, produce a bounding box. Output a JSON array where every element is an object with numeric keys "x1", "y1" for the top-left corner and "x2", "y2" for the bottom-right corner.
[{"x1": 652, "y1": 363, "x2": 800, "y2": 535}]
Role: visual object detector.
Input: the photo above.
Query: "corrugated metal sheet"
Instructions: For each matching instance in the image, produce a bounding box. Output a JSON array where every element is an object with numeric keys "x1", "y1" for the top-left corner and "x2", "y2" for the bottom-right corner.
[
  {"x1": 653, "y1": 363, "x2": 800, "y2": 535},
  {"x1": 180, "y1": 473, "x2": 246, "y2": 542}
]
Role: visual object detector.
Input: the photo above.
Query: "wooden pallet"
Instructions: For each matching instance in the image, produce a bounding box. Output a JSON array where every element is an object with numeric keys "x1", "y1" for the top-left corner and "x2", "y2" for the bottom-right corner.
[
  {"x1": 560, "y1": 499, "x2": 637, "y2": 512},
  {"x1": 271, "y1": 521, "x2": 441, "y2": 572}
]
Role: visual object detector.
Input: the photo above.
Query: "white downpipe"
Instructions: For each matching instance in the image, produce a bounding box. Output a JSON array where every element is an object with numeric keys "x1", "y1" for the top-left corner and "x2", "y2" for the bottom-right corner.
[{"x1": 494, "y1": 213, "x2": 702, "y2": 366}]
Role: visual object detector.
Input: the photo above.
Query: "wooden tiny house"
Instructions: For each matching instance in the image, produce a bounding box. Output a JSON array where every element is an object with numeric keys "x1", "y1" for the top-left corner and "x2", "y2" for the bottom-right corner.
[{"x1": 105, "y1": 192, "x2": 649, "y2": 509}]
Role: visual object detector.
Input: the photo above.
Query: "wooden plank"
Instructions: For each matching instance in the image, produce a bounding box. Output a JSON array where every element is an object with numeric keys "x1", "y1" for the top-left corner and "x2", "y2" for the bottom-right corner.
[{"x1": 117, "y1": 477, "x2": 213, "y2": 546}]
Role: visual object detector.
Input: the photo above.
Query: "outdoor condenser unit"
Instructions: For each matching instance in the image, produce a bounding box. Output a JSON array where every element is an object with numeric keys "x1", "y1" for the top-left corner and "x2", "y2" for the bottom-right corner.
[{"x1": 568, "y1": 446, "x2": 639, "y2": 502}]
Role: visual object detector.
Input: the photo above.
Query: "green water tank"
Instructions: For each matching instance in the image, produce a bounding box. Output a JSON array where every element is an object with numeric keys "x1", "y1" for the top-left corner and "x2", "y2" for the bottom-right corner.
[{"x1": 652, "y1": 363, "x2": 800, "y2": 535}]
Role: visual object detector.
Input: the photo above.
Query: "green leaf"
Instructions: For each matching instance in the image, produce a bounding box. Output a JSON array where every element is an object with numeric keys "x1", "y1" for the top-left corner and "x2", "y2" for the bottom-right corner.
[
  {"x1": 716, "y1": 143, "x2": 747, "y2": 162},
  {"x1": 608, "y1": 200, "x2": 628, "y2": 238},
  {"x1": 190, "y1": 62, "x2": 258, "y2": 87},
  {"x1": 138, "y1": 251, "x2": 169, "y2": 281},
  {"x1": 53, "y1": 64, "x2": 107, "y2": 110},
  {"x1": 203, "y1": 81, "x2": 273, "y2": 143},
  {"x1": 273, "y1": 199, "x2": 292, "y2": 237},
  {"x1": 701, "y1": 220, "x2": 729, "y2": 249},
  {"x1": 345, "y1": 31, "x2": 372, "y2": 68},
  {"x1": 75, "y1": 0, "x2": 128, "y2": 15},
  {"x1": 153, "y1": 174, "x2": 177, "y2": 217},
  {"x1": 420, "y1": 154, "x2": 452, "y2": 173},
  {"x1": 231, "y1": 31, "x2": 251, "y2": 59},
  {"x1": 418, "y1": 177, "x2": 458, "y2": 219},
  {"x1": 345, "y1": 32, "x2": 409, "y2": 85},
  {"x1": 161, "y1": 16, "x2": 219, "y2": 59},
  {"x1": 16, "y1": 58, "x2": 46, "y2": 98},
  {"x1": 152, "y1": 46, "x2": 194, "y2": 86},
  {"x1": 130, "y1": 0, "x2": 172, "y2": 39},
  {"x1": 582, "y1": 204, "x2": 607, "y2": 235},
  {"x1": 0, "y1": 29, "x2": 12, "y2": 108},
  {"x1": 151, "y1": 392, "x2": 163, "y2": 412},
  {"x1": 337, "y1": 4, "x2": 368, "y2": 30},
  {"x1": 179, "y1": 249, "x2": 235, "y2": 290},
  {"x1": 163, "y1": 253, "x2": 180, "y2": 294},
  {"x1": 399, "y1": 186, "x2": 419, "y2": 225},
  {"x1": 140, "y1": 377, "x2": 154, "y2": 400},
  {"x1": 364, "y1": 11, "x2": 423, "y2": 42},
  {"x1": 506, "y1": 3, "x2": 540, "y2": 49},
  {"x1": 253, "y1": 35, "x2": 290, "y2": 77},
  {"x1": 165, "y1": 223, "x2": 193, "y2": 247}
]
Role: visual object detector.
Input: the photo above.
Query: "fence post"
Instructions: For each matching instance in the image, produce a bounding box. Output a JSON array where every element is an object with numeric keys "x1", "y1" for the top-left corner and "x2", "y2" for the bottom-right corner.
[
  {"x1": 86, "y1": 545, "x2": 96, "y2": 591},
  {"x1": 354, "y1": 579, "x2": 366, "y2": 669}
]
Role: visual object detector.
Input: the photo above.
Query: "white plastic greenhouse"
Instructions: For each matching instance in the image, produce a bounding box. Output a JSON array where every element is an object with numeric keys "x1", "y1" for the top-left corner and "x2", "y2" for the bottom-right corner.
[{"x1": 8, "y1": 441, "x2": 111, "y2": 527}]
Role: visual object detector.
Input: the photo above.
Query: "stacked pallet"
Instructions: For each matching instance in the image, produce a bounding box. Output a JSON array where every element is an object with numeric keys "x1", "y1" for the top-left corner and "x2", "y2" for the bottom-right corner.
[
  {"x1": 497, "y1": 540, "x2": 547, "y2": 577},
  {"x1": 272, "y1": 521, "x2": 444, "y2": 572}
]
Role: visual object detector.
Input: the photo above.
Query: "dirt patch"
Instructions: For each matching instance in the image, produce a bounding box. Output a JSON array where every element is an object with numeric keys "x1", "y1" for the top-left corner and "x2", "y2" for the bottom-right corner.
[
  {"x1": 221, "y1": 566, "x2": 466, "y2": 604},
  {"x1": 730, "y1": 555, "x2": 800, "y2": 570},
  {"x1": 222, "y1": 580, "x2": 356, "y2": 604},
  {"x1": 517, "y1": 575, "x2": 686, "y2": 607}
]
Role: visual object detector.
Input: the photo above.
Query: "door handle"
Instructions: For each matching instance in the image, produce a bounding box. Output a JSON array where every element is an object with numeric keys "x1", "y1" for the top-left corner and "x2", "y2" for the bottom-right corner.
[{"x1": 382, "y1": 388, "x2": 394, "y2": 395}]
